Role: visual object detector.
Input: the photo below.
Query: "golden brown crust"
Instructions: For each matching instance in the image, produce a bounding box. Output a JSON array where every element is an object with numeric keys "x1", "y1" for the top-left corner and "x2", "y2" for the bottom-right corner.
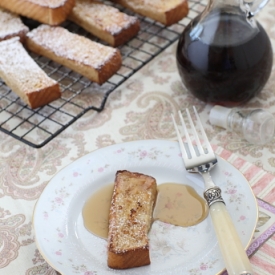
[
  {"x1": 97, "y1": 50, "x2": 122, "y2": 84},
  {"x1": 0, "y1": 0, "x2": 75, "y2": 25},
  {"x1": 0, "y1": 37, "x2": 61, "y2": 109},
  {"x1": 25, "y1": 25, "x2": 122, "y2": 84},
  {"x1": 69, "y1": 0, "x2": 140, "y2": 47},
  {"x1": 111, "y1": 0, "x2": 189, "y2": 26},
  {"x1": 0, "y1": 30, "x2": 28, "y2": 43},
  {"x1": 26, "y1": 84, "x2": 61, "y2": 109},
  {"x1": 107, "y1": 170, "x2": 157, "y2": 269},
  {"x1": 111, "y1": 23, "x2": 140, "y2": 47},
  {"x1": 108, "y1": 246, "x2": 150, "y2": 269},
  {"x1": 165, "y1": 1, "x2": 189, "y2": 26}
]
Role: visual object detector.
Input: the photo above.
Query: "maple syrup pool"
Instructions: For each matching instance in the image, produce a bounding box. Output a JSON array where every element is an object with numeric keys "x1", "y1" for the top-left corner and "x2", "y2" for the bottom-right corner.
[{"x1": 82, "y1": 182, "x2": 208, "y2": 239}]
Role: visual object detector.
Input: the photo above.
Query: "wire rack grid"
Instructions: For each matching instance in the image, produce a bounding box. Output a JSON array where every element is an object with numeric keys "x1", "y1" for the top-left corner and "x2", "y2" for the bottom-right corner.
[{"x1": 0, "y1": 0, "x2": 207, "y2": 148}]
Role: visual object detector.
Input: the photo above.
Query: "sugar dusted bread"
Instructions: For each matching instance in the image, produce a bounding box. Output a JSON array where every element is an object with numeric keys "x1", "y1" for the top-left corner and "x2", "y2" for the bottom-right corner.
[
  {"x1": 108, "y1": 170, "x2": 157, "y2": 269},
  {"x1": 0, "y1": 37, "x2": 61, "y2": 109},
  {"x1": 26, "y1": 25, "x2": 122, "y2": 84},
  {"x1": 69, "y1": 0, "x2": 140, "y2": 47},
  {"x1": 0, "y1": 8, "x2": 29, "y2": 42},
  {"x1": 111, "y1": 0, "x2": 189, "y2": 26},
  {"x1": 0, "y1": 0, "x2": 75, "y2": 25}
]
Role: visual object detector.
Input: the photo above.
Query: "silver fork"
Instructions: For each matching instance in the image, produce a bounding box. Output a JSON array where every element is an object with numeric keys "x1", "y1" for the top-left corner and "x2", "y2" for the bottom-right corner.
[{"x1": 172, "y1": 107, "x2": 254, "y2": 275}]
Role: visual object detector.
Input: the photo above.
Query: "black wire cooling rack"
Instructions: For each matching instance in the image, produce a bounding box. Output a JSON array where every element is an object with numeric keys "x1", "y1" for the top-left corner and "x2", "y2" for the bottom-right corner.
[{"x1": 0, "y1": 0, "x2": 206, "y2": 148}]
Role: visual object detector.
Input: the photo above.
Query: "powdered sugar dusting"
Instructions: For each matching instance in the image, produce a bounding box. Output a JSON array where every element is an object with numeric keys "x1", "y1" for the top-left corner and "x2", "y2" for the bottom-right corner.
[
  {"x1": 108, "y1": 171, "x2": 156, "y2": 252},
  {"x1": 27, "y1": 0, "x2": 67, "y2": 8},
  {"x1": 109, "y1": 189, "x2": 150, "y2": 250},
  {"x1": 0, "y1": 37, "x2": 57, "y2": 93},
  {"x1": 72, "y1": 0, "x2": 139, "y2": 35},
  {"x1": 27, "y1": 25, "x2": 118, "y2": 69},
  {"x1": 0, "y1": 8, "x2": 29, "y2": 40}
]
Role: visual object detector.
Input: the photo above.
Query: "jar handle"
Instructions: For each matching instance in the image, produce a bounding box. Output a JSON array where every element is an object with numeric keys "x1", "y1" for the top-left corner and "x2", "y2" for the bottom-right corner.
[{"x1": 241, "y1": 0, "x2": 270, "y2": 17}]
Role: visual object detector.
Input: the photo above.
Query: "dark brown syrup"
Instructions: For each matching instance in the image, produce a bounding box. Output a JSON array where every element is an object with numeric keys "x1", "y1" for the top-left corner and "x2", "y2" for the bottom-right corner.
[{"x1": 176, "y1": 13, "x2": 273, "y2": 106}]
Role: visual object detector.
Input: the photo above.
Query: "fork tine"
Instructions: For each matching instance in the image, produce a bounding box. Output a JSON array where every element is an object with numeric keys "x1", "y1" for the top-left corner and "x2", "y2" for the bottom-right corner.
[
  {"x1": 186, "y1": 108, "x2": 205, "y2": 155},
  {"x1": 171, "y1": 114, "x2": 188, "y2": 160},
  {"x1": 193, "y1": 106, "x2": 214, "y2": 156},
  {"x1": 178, "y1": 110, "x2": 197, "y2": 158}
]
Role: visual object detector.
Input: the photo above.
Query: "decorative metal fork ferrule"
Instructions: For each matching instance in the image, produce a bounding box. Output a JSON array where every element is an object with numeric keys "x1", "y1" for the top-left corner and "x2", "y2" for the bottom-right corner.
[{"x1": 203, "y1": 186, "x2": 225, "y2": 207}]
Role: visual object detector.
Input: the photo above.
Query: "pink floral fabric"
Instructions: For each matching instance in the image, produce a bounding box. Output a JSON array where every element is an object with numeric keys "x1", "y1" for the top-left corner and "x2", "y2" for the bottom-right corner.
[{"x1": 0, "y1": 0, "x2": 275, "y2": 274}]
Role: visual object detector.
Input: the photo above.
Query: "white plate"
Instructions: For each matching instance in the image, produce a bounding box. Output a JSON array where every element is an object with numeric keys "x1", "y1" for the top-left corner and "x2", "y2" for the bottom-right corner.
[{"x1": 33, "y1": 140, "x2": 258, "y2": 275}]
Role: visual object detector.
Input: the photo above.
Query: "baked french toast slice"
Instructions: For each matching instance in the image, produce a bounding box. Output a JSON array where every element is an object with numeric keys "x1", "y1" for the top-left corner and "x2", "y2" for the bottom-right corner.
[
  {"x1": 69, "y1": 0, "x2": 140, "y2": 47},
  {"x1": 107, "y1": 170, "x2": 157, "y2": 269},
  {"x1": 26, "y1": 25, "x2": 122, "y2": 84},
  {"x1": 110, "y1": 0, "x2": 189, "y2": 26},
  {"x1": 0, "y1": 0, "x2": 75, "y2": 25},
  {"x1": 0, "y1": 37, "x2": 61, "y2": 109}
]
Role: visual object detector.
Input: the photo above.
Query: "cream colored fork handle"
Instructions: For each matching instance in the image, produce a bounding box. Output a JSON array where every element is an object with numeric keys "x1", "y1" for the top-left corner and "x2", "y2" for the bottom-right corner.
[{"x1": 209, "y1": 201, "x2": 254, "y2": 275}]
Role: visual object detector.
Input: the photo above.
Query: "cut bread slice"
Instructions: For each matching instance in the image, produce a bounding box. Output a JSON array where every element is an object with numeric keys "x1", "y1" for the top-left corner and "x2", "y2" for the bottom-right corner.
[
  {"x1": 0, "y1": 0, "x2": 75, "y2": 25},
  {"x1": 69, "y1": 0, "x2": 140, "y2": 47},
  {"x1": 107, "y1": 170, "x2": 157, "y2": 269},
  {"x1": 0, "y1": 37, "x2": 61, "y2": 109},
  {"x1": 25, "y1": 25, "x2": 122, "y2": 84},
  {"x1": 110, "y1": 0, "x2": 189, "y2": 26}
]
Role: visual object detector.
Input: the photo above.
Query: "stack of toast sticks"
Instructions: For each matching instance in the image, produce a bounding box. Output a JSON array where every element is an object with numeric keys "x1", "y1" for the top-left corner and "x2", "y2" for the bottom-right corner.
[{"x1": 0, "y1": 0, "x2": 189, "y2": 109}]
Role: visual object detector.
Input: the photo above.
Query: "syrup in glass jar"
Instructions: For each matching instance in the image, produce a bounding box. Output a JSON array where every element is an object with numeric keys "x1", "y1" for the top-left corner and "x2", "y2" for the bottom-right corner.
[{"x1": 176, "y1": 7, "x2": 273, "y2": 106}]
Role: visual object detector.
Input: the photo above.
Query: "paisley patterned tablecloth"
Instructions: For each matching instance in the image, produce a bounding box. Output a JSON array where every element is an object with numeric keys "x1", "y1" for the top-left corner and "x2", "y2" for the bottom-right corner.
[{"x1": 1, "y1": 1, "x2": 275, "y2": 274}]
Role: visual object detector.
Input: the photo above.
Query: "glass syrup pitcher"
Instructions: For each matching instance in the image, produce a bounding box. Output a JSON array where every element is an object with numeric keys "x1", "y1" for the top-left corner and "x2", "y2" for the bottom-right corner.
[{"x1": 176, "y1": 0, "x2": 273, "y2": 106}]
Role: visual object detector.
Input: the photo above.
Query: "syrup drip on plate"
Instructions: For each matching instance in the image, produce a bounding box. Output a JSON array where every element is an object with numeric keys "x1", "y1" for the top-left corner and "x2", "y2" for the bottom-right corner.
[
  {"x1": 82, "y1": 182, "x2": 208, "y2": 239},
  {"x1": 153, "y1": 183, "x2": 208, "y2": 227}
]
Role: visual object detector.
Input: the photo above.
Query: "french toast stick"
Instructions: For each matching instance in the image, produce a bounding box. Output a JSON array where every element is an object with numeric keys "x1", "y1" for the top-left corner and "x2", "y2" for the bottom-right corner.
[
  {"x1": 108, "y1": 170, "x2": 157, "y2": 269},
  {"x1": 26, "y1": 25, "x2": 122, "y2": 84},
  {"x1": 110, "y1": 0, "x2": 189, "y2": 26},
  {"x1": 0, "y1": 37, "x2": 61, "y2": 109},
  {"x1": 0, "y1": 0, "x2": 75, "y2": 25},
  {"x1": 69, "y1": 0, "x2": 140, "y2": 47}
]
